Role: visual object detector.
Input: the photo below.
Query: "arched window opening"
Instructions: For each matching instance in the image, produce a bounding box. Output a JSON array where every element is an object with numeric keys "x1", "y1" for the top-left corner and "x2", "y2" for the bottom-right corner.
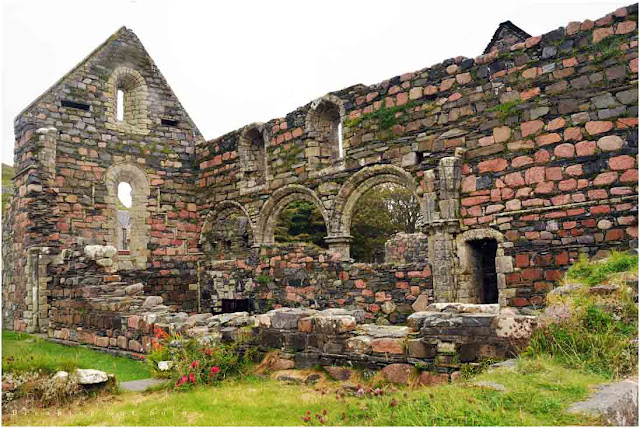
[
  {"x1": 351, "y1": 183, "x2": 422, "y2": 263},
  {"x1": 239, "y1": 126, "x2": 267, "y2": 188},
  {"x1": 307, "y1": 99, "x2": 342, "y2": 167},
  {"x1": 118, "y1": 182, "x2": 132, "y2": 208},
  {"x1": 107, "y1": 67, "x2": 149, "y2": 134},
  {"x1": 116, "y1": 89, "x2": 125, "y2": 122},
  {"x1": 116, "y1": 182, "x2": 132, "y2": 252},
  {"x1": 274, "y1": 200, "x2": 328, "y2": 248},
  {"x1": 466, "y1": 239, "x2": 499, "y2": 304},
  {"x1": 105, "y1": 163, "x2": 151, "y2": 270}
]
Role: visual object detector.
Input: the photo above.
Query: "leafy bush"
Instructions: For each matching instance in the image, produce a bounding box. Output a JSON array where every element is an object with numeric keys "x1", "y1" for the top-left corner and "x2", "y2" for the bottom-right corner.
[
  {"x1": 525, "y1": 252, "x2": 638, "y2": 379},
  {"x1": 147, "y1": 327, "x2": 260, "y2": 389}
]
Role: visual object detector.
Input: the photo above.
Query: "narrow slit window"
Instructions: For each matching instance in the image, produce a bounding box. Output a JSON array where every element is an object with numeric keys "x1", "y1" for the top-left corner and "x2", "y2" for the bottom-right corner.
[
  {"x1": 161, "y1": 118, "x2": 179, "y2": 127},
  {"x1": 61, "y1": 100, "x2": 90, "y2": 111},
  {"x1": 116, "y1": 181, "x2": 132, "y2": 251},
  {"x1": 116, "y1": 89, "x2": 125, "y2": 121}
]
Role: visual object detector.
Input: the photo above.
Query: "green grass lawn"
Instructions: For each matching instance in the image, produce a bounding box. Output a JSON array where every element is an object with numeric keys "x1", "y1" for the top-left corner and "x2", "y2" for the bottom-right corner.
[
  {"x1": 2, "y1": 330, "x2": 150, "y2": 382},
  {"x1": 4, "y1": 357, "x2": 604, "y2": 426}
]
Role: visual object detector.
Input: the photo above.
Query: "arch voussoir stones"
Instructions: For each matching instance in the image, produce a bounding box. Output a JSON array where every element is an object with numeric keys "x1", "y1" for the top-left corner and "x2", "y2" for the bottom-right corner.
[
  {"x1": 330, "y1": 164, "x2": 426, "y2": 237},
  {"x1": 256, "y1": 184, "x2": 330, "y2": 245}
]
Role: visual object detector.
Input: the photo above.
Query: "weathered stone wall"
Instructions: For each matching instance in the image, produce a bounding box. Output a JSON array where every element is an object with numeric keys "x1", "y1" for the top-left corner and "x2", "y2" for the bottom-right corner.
[
  {"x1": 196, "y1": 4, "x2": 638, "y2": 312},
  {"x1": 4, "y1": 27, "x2": 204, "y2": 331},
  {"x1": 200, "y1": 242, "x2": 432, "y2": 324},
  {"x1": 384, "y1": 232, "x2": 429, "y2": 264},
  {"x1": 3, "y1": 5, "x2": 639, "y2": 335}
]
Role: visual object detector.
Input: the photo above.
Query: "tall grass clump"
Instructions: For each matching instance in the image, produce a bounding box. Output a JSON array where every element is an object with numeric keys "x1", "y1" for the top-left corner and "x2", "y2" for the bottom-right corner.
[
  {"x1": 566, "y1": 251, "x2": 638, "y2": 286},
  {"x1": 525, "y1": 251, "x2": 638, "y2": 379}
]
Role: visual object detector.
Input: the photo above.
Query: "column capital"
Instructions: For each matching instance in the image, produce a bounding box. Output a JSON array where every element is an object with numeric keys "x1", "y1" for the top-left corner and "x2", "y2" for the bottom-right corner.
[
  {"x1": 323, "y1": 234, "x2": 353, "y2": 245},
  {"x1": 324, "y1": 234, "x2": 352, "y2": 261},
  {"x1": 421, "y1": 219, "x2": 461, "y2": 235}
]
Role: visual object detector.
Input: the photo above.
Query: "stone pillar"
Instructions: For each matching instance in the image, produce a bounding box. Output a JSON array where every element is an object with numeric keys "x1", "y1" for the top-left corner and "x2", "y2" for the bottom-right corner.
[
  {"x1": 421, "y1": 149, "x2": 465, "y2": 303},
  {"x1": 25, "y1": 247, "x2": 62, "y2": 333},
  {"x1": 37, "y1": 127, "x2": 57, "y2": 183},
  {"x1": 425, "y1": 222, "x2": 461, "y2": 302},
  {"x1": 324, "y1": 234, "x2": 352, "y2": 260}
]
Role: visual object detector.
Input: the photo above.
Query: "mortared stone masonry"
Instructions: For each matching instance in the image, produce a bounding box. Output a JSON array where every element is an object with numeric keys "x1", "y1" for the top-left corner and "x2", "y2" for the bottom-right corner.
[{"x1": 2, "y1": 5, "x2": 638, "y2": 359}]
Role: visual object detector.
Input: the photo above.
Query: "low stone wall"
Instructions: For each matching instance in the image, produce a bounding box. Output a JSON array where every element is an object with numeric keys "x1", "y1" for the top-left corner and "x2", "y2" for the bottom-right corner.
[
  {"x1": 48, "y1": 302, "x2": 536, "y2": 384},
  {"x1": 251, "y1": 305, "x2": 535, "y2": 379},
  {"x1": 384, "y1": 232, "x2": 429, "y2": 264},
  {"x1": 200, "y1": 242, "x2": 433, "y2": 325}
]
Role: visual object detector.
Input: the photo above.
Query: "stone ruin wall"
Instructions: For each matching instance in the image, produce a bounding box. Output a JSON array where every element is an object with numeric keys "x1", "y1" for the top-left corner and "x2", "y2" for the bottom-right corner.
[
  {"x1": 2, "y1": 5, "x2": 639, "y2": 343},
  {"x1": 384, "y1": 232, "x2": 429, "y2": 264},
  {"x1": 196, "y1": 4, "x2": 638, "y2": 317},
  {"x1": 3, "y1": 28, "x2": 204, "y2": 332}
]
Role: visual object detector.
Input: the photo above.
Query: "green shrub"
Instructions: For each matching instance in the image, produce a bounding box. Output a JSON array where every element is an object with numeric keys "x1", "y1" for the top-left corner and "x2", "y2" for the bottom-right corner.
[{"x1": 147, "y1": 327, "x2": 260, "y2": 389}]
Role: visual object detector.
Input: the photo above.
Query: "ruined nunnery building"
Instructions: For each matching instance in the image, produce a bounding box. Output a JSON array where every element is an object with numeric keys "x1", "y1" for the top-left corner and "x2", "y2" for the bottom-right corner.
[{"x1": 1, "y1": 4, "x2": 638, "y2": 372}]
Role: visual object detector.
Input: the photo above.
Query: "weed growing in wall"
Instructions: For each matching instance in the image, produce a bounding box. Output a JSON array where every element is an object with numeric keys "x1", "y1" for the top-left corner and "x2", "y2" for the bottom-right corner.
[
  {"x1": 344, "y1": 102, "x2": 417, "y2": 130},
  {"x1": 488, "y1": 100, "x2": 522, "y2": 120}
]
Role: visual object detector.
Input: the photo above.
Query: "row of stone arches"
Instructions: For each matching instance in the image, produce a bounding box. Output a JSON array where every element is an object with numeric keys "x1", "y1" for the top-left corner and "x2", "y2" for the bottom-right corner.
[
  {"x1": 102, "y1": 162, "x2": 510, "y2": 307},
  {"x1": 200, "y1": 164, "x2": 423, "y2": 258}
]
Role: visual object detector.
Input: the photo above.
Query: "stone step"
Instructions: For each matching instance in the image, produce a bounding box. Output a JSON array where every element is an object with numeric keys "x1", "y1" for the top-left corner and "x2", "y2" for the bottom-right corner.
[{"x1": 119, "y1": 378, "x2": 167, "y2": 392}]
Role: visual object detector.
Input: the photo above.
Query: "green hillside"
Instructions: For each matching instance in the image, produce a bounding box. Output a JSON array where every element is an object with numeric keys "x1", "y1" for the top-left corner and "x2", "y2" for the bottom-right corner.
[{"x1": 2, "y1": 163, "x2": 14, "y2": 212}]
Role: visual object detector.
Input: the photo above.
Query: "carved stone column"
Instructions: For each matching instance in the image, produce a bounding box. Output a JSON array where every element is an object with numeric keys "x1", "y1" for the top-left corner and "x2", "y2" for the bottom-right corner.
[{"x1": 421, "y1": 148, "x2": 465, "y2": 303}]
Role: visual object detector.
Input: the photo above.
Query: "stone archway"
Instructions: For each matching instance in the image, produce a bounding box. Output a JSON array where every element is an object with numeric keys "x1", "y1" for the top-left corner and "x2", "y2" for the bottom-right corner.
[
  {"x1": 104, "y1": 163, "x2": 150, "y2": 269},
  {"x1": 200, "y1": 200, "x2": 256, "y2": 257},
  {"x1": 330, "y1": 164, "x2": 426, "y2": 237},
  {"x1": 256, "y1": 184, "x2": 330, "y2": 245},
  {"x1": 455, "y1": 228, "x2": 513, "y2": 306},
  {"x1": 327, "y1": 164, "x2": 426, "y2": 260}
]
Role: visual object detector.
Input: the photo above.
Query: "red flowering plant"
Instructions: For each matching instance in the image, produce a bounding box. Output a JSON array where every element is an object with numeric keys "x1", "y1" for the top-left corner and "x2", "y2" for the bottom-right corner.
[{"x1": 148, "y1": 325, "x2": 259, "y2": 390}]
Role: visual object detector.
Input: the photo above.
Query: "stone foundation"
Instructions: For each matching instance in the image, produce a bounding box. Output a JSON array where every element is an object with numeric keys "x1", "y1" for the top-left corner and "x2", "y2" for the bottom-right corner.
[{"x1": 47, "y1": 304, "x2": 536, "y2": 383}]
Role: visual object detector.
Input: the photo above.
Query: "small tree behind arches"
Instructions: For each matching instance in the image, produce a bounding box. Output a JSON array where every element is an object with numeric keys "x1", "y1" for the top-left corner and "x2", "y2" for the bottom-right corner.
[
  {"x1": 351, "y1": 183, "x2": 421, "y2": 263},
  {"x1": 274, "y1": 200, "x2": 328, "y2": 248}
]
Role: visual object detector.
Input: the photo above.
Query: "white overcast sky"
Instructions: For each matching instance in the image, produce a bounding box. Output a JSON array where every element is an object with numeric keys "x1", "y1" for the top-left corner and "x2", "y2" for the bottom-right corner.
[{"x1": 0, "y1": 0, "x2": 631, "y2": 166}]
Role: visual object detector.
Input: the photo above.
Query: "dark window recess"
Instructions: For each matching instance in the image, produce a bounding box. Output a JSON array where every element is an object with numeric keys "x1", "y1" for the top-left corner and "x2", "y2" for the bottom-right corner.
[
  {"x1": 219, "y1": 298, "x2": 253, "y2": 314},
  {"x1": 161, "y1": 118, "x2": 179, "y2": 127},
  {"x1": 61, "y1": 100, "x2": 90, "y2": 111}
]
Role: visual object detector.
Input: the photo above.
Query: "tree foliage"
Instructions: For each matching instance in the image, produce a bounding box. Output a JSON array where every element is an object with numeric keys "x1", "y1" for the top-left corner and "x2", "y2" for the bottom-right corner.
[
  {"x1": 274, "y1": 200, "x2": 327, "y2": 248},
  {"x1": 351, "y1": 184, "x2": 421, "y2": 263},
  {"x1": 273, "y1": 185, "x2": 421, "y2": 260}
]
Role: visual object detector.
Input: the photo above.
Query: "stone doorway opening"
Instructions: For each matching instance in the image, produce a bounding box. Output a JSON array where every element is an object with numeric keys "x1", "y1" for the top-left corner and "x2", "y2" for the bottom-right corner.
[{"x1": 467, "y1": 239, "x2": 499, "y2": 304}]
